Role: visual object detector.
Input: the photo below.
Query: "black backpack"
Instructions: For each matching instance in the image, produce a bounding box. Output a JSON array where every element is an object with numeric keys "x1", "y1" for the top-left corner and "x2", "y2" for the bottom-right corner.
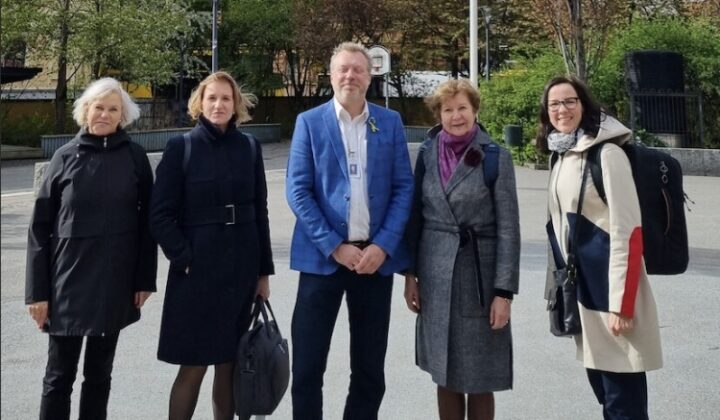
[{"x1": 586, "y1": 142, "x2": 689, "y2": 275}]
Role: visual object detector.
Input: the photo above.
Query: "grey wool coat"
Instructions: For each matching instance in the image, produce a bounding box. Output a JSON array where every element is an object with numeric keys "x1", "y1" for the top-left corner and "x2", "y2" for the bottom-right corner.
[{"x1": 405, "y1": 125, "x2": 520, "y2": 393}]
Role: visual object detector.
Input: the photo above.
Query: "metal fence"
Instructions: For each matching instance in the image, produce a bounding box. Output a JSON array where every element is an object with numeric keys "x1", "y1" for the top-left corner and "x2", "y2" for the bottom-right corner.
[
  {"x1": 404, "y1": 125, "x2": 431, "y2": 143},
  {"x1": 628, "y1": 92, "x2": 704, "y2": 148},
  {"x1": 40, "y1": 124, "x2": 282, "y2": 158}
]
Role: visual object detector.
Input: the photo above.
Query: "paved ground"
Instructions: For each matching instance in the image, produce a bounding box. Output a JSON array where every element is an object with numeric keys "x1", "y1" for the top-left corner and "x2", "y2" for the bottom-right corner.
[{"x1": 2, "y1": 143, "x2": 719, "y2": 419}]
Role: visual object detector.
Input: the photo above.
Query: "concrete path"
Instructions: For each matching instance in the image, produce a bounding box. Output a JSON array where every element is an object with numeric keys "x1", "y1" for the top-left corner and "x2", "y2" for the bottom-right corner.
[{"x1": 2, "y1": 145, "x2": 719, "y2": 419}]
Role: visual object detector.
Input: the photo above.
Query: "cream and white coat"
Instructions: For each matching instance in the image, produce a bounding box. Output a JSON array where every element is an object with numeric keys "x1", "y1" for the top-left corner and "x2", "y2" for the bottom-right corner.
[{"x1": 546, "y1": 115, "x2": 663, "y2": 373}]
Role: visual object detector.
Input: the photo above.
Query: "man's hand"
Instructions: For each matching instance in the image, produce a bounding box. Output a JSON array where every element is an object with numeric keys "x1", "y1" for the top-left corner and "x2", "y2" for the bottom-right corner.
[
  {"x1": 28, "y1": 301, "x2": 48, "y2": 331},
  {"x1": 134, "y1": 291, "x2": 152, "y2": 309},
  {"x1": 332, "y1": 243, "x2": 364, "y2": 271},
  {"x1": 404, "y1": 275, "x2": 421, "y2": 313},
  {"x1": 608, "y1": 312, "x2": 634, "y2": 336},
  {"x1": 354, "y1": 244, "x2": 386, "y2": 274}
]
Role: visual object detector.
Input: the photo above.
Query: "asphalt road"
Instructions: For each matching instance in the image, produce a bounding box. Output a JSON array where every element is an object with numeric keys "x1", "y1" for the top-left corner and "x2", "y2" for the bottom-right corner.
[{"x1": 2, "y1": 144, "x2": 719, "y2": 419}]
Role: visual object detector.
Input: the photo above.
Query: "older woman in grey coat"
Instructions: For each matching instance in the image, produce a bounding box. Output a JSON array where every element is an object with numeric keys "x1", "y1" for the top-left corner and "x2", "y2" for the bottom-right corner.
[{"x1": 404, "y1": 79, "x2": 520, "y2": 420}]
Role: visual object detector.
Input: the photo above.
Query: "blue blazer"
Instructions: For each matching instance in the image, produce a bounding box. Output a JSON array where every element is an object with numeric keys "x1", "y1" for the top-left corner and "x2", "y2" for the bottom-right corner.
[{"x1": 286, "y1": 100, "x2": 414, "y2": 276}]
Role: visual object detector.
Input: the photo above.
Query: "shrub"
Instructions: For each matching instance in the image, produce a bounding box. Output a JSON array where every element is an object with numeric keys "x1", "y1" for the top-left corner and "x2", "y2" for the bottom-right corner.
[
  {"x1": 0, "y1": 112, "x2": 54, "y2": 147},
  {"x1": 478, "y1": 50, "x2": 565, "y2": 164}
]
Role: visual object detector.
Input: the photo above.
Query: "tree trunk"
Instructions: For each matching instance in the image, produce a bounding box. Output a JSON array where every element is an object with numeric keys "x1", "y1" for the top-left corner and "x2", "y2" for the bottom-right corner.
[
  {"x1": 54, "y1": 0, "x2": 71, "y2": 134},
  {"x1": 91, "y1": 0, "x2": 102, "y2": 79},
  {"x1": 567, "y1": 0, "x2": 587, "y2": 81},
  {"x1": 450, "y1": 38, "x2": 460, "y2": 79}
]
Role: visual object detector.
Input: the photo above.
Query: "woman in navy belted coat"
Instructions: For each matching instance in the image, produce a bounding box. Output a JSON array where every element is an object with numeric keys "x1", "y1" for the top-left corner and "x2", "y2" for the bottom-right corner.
[{"x1": 150, "y1": 71, "x2": 274, "y2": 420}]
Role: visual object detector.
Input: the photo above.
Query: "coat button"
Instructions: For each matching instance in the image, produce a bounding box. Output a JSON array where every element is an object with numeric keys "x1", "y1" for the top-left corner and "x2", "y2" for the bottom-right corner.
[
  {"x1": 344, "y1": 195, "x2": 349, "y2": 200},
  {"x1": 341, "y1": 222, "x2": 347, "y2": 227}
]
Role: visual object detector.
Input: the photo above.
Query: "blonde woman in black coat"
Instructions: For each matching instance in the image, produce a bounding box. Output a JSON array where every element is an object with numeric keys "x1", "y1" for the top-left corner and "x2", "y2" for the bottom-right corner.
[
  {"x1": 26, "y1": 77, "x2": 157, "y2": 420},
  {"x1": 150, "y1": 71, "x2": 274, "y2": 420}
]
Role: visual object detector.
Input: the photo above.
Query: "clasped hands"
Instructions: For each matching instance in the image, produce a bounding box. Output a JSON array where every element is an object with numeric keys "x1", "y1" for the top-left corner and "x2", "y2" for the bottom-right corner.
[{"x1": 332, "y1": 243, "x2": 386, "y2": 275}]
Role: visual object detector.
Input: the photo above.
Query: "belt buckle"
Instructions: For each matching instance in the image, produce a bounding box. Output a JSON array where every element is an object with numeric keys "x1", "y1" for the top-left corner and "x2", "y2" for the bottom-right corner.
[{"x1": 225, "y1": 204, "x2": 235, "y2": 225}]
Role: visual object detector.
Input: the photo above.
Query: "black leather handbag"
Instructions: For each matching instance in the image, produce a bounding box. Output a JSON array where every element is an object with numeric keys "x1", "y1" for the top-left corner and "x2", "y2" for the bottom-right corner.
[
  {"x1": 547, "y1": 160, "x2": 589, "y2": 337},
  {"x1": 548, "y1": 258, "x2": 582, "y2": 336},
  {"x1": 234, "y1": 297, "x2": 290, "y2": 419}
]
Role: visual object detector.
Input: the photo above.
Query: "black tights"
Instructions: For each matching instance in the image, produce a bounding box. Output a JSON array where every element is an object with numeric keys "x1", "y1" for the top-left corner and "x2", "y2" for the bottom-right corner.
[
  {"x1": 437, "y1": 386, "x2": 495, "y2": 420},
  {"x1": 168, "y1": 362, "x2": 234, "y2": 420}
]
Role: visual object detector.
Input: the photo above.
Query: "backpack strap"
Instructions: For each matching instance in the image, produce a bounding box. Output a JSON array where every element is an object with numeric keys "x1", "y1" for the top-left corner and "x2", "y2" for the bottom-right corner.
[
  {"x1": 587, "y1": 143, "x2": 607, "y2": 204},
  {"x1": 481, "y1": 142, "x2": 499, "y2": 191},
  {"x1": 182, "y1": 132, "x2": 192, "y2": 173},
  {"x1": 245, "y1": 133, "x2": 257, "y2": 169}
]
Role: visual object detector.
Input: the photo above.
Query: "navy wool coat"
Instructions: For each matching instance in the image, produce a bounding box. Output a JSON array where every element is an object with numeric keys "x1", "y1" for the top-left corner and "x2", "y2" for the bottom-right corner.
[
  {"x1": 26, "y1": 128, "x2": 157, "y2": 336},
  {"x1": 150, "y1": 116, "x2": 274, "y2": 365}
]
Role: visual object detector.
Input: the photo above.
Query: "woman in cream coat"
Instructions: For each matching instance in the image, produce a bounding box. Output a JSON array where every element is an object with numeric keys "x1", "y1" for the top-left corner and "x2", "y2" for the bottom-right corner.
[{"x1": 537, "y1": 76, "x2": 662, "y2": 420}]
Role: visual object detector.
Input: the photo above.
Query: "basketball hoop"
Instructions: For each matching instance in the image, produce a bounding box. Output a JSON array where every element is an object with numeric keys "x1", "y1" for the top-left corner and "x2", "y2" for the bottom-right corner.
[{"x1": 368, "y1": 46, "x2": 390, "y2": 76}]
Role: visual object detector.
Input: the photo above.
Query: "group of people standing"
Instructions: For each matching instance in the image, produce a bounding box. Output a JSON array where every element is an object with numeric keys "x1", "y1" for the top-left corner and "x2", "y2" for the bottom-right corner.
[{"x1": 25, "y1": 41, "x2": 662, "y2": 420}]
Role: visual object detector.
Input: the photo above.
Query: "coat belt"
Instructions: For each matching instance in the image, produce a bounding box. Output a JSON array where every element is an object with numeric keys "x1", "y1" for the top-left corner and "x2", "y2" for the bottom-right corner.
[
  {"x1": 424, "y1": 221, "x2": 496, "y2": 308},
  {"x1": 182, "y1": 203, "x2": 255, "y2": 226}
]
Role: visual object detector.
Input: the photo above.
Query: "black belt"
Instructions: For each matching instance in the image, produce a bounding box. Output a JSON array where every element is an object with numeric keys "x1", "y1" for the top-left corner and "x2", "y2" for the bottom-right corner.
[
  {"x1": 344, "y1": 240, "x2": 372, "y2": 250},
  {"x1": 426, "y1": 221, "x2": 496, "y2": 308},
  {"x1": 182, "y1": 203, "x2": 255, "y2": 226}
]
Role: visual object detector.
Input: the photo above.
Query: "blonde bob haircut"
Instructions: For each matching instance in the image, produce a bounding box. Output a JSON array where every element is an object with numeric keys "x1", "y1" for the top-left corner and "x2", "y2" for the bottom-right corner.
[
  {"x1": 73, "y1": 77, "x2": 140, "y2": 128},
  {"x1": 187, "y1": 71, "x2": 257, "y2": 125},
  {"x1": 424, "y1": 79, "x2": 481, "y2": 122}
]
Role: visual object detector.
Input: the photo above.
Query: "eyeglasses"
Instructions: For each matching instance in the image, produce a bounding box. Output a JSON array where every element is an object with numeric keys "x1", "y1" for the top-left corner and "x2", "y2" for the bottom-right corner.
[{"x1": 548, "y1": 97, "x2": 580, "y2": 111}]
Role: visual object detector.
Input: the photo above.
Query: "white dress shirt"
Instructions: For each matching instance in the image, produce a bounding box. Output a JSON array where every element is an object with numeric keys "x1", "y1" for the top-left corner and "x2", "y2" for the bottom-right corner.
[{"x1": 333, "y1": 97, "x2": 370, "y2": 241}]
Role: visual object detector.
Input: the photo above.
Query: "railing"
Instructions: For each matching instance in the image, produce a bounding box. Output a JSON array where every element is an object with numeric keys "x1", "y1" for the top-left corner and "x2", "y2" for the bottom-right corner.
[
  {"x1": 628, "y1": 92, "x2": 704, "y2": 148},
  {"x1": 40, "y1": 124, "x2": 282, "y2": 158},
  {"x1": 404, "y1": 125, "x2": 431, "y2": 143}
]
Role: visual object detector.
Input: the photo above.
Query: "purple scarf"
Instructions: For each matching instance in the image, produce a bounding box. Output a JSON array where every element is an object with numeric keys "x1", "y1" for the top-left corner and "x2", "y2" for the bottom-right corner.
[{"x1": 438, "y1": 124, "x2": 479, "y2": 188}]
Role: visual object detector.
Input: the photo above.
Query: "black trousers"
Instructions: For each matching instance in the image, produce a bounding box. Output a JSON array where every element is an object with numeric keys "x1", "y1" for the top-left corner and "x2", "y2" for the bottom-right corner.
[
  {"x1": 291, "y1": 268, "x2": 393, "y2": 420},
  {"x1": 587, "y1": 368, "x2": 649, "y2": 420},
  {"x1": 39, "y1": 333, "x2": 120, "y2": 420}
]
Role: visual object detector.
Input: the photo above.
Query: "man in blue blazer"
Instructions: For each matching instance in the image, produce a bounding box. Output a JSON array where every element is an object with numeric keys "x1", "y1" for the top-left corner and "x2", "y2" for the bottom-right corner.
[{"x1": 286, "y1": 42, "x2": 414, "y2": 420}]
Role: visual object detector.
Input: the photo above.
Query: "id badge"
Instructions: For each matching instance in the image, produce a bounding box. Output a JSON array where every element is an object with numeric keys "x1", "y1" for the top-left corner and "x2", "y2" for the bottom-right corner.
[{"x1": 348, "y1": 157, "x2": 360, "y2": 178}]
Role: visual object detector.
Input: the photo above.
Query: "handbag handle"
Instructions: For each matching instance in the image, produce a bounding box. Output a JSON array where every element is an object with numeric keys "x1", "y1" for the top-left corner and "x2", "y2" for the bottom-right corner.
[{"x1": 250, "y1": 296, "x2": 284, "y2": 337}]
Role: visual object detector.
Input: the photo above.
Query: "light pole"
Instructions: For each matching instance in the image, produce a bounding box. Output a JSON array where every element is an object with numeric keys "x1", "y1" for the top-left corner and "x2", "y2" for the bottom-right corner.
[
  {"x1": 480, "y1": 5, "x2": 491, "y2": 82},
  {"x1": 212, "y1": 0, "x2": 219, "y2": 72},
  {"x1": 469, "y1": 0, "x2": 478, "y2": 85}
]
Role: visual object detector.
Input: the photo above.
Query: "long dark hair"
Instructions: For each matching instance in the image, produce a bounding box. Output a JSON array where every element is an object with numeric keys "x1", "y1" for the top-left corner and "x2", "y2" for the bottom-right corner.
[{"x1": 536, "y1": 75, "x2": 603, "y2": 152}]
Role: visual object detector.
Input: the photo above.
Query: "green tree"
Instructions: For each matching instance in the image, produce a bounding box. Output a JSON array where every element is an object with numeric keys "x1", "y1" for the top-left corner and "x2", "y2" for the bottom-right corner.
[
  {"x1": 478, "y1": 50, "x2": 565, "y2": 150},
  {"x1": 3, "y1": 0, "x2": 197, "y2": 133},
  {"x1": 593, "y1": 17, "x2": 720, "y2": 147},
  {"x1": 220, "y1": 0, "x2": 291, "y2": 96}
]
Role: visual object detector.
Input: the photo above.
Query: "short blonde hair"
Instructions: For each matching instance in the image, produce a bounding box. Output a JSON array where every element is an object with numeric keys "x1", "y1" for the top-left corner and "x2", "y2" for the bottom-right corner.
[
  {"x1": 424, "y1": 79, "x2": 481, "y2": 122},
  {"x1": 187, "y1": 71, "x2": 257, "y2": 125},
  {"x1": 330, "y1": 42, "x2": 372, "y2": 73},
  {"x1": 73, "y1": 77, "x2": 140, "y2": 128}
]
